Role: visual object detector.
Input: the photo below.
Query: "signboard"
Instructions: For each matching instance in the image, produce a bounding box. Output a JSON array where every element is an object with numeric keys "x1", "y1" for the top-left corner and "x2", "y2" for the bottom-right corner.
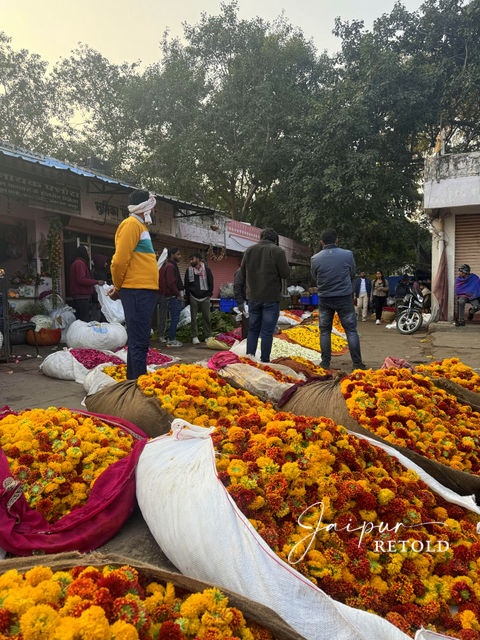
[{"x1": 0, "y1": 171, "x2": 80, "y2": 213}]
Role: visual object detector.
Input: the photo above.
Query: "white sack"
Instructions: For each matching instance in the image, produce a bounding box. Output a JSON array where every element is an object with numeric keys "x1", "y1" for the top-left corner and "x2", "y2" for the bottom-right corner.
[
  {"x1": 40, "y1": 350, "x2": 87, "y2": 381},
  {"x1": 49, "y1": 305, "x2": 77, "y2": 342},
  {"x1": 83, "y1": 363, "x2": 118, "y2": 396},
  {"x1": 136, "y1": 420, "x2": 415, "y2": 640},
  {"x1": 95, "y1": 284, "x2": 125, "y2": 324},
  {"x1": 66, "y1": 320, "x2": 127, "y2": 351},
  {"x1": 177, "y1": 304, "x2": 191, "y2": 328},
  {"x1": 216, "y1": 362, "x2": 296, "y2": 402}
]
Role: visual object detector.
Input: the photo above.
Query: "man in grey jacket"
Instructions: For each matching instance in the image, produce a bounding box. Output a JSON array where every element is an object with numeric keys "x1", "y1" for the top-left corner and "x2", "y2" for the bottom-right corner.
[
  {"x1": 310, "y1": 228, "x2": 366, "y2": 371},
  {"x1": 240, "y1": 228, "x2": 290, "y2": 362}
]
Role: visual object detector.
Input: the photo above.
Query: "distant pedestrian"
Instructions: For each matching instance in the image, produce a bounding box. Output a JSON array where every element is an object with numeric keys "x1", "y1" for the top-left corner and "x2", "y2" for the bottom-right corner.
[
  {"x1": 370, "y1": 270, "x2": 389, "y2": 325},
  {"x1": 310, "y1": 228, "x2": 366, "y2": 371},
  {"x1": 91, "y1": 253, "x2": 109, "y2": 322},
  {"x1": 184, "y1": 252, "x2": 214, "y2": 344},
  {"x1": 69, "y1": 245, "x2": 104, "y2": 322},
  {"x1": 240, "y1": 228, "x2": 290, "y2": 362},
  {"x1": 353, "y1": 270, "x2": 371, "y2": 322},
  {"x1": 109, "y1": 189, "x2": 158, "y2": 379},
  {"x1": 158, "y1": 247, "x2": 184, "y2": 347}
]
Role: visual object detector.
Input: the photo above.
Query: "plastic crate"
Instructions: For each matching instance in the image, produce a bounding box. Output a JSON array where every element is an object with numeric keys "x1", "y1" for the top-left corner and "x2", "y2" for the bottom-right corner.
[
  {"x1": 219, "y1": 298, "x2": 236, "y2": 312},
  {"x1": 311, "y1": 293, "x2": 319, "y2": 305}
]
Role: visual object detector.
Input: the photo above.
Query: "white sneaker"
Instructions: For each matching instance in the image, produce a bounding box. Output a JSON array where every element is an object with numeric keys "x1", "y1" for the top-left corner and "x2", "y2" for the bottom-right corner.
[
  {"x1": 167, "y1": 339, "x2": 183, "y2": 347},
  {"x1": 192, "y1": 337, "x2": 200, "y2": 344},
  {"x1": 376, "y1": 319, "x2": 381, "y2": 325}
]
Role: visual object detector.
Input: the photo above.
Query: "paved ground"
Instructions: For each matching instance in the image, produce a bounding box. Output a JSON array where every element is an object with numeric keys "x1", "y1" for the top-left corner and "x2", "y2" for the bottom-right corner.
[{"x1": 1, "y1": 316, "x2": 480, "y2": 567}]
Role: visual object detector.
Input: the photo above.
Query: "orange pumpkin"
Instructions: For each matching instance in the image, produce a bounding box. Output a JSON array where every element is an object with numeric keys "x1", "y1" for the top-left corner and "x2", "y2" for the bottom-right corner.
[{"x1": 26, "y1": 328, "x2": 62, "y2": 346}]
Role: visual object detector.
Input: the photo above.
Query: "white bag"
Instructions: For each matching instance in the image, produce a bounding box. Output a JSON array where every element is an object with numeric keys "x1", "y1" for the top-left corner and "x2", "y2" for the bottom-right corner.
[
  {"x1": 137, "y1": 420, "x2": 420, "y2": 640},
  {"x1": 83, "y1": 363, "x2": 117, "y2": 395},
  {"x1": 95, "y1": 284, "x2": 125, "y2": 324},
  {"x1": 66, "y1": 320, "x2": 127, "y2": 351},
  {"x1": 177, "y1": 304, "x2": 191, "y2": 328},
  {"x1": 49, "y1": 305, "x2": 77, "y2": 342}
]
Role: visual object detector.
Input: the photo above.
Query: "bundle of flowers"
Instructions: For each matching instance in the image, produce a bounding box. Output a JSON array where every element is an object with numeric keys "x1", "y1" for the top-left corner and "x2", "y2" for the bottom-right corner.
[
  {"x1": 0, "y1": 562, "x2": 274, "y2": 640},
  {"x1": 134, "y1": 364, "x2": 480, "y2": 636},
  {"x1": 280, "y1": 324, "x2": 348, "y2": 354},
  {"x1": 215, "y1": 331, "x2": 239, "y2": 347},
  {"x1": 238, "y1": 357, "x2": 304, "y2": 384},
  {"x1": 340, "y1": 367, "x2": 480, "y2": 474},
  {"x1": 0, "y1": 407, "x2": 135, "y2": 522},
  {"x1": 280, "y1": 355, "x2": 328, "y2": 378},
  {"x1": 70, "y1": 348, "x2": 125, "y2": 369},
  {"x1": 416, "y1": 357, "x2": 480, "y2": 393}
]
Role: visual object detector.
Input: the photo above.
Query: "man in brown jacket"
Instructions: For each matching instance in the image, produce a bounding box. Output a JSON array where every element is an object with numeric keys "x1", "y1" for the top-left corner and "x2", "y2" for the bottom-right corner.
[{"x1": 240, "y1": 228, "x2": 290, "y2": 362}]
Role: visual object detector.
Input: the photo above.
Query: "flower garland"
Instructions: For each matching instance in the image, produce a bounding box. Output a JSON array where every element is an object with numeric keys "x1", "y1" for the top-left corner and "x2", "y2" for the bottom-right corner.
[
  {"x1": 0, "y1": 407, "x2": 134, "y2": 522},
  {"x1": 340, "y1": 367, "x2": 480, "y2": 473},
  {"x1": 0, "y1": 563, "x2": 272, "y2": 639},
  {"x1": 132, "y1": 363, "x2": 480, "y2": 637},
  {"x1": 416, "y1": 357, "x2": 480, "y2": 393}
]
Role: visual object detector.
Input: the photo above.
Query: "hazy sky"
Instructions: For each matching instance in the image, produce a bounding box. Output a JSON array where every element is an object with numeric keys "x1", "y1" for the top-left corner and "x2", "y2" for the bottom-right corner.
[{"x1": 2, "y1": 0, "x2": 424, "y2": 67}]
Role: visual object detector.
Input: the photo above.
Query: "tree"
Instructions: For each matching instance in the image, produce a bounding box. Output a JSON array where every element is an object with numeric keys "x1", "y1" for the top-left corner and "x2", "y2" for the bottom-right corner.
[
  {"x1": 0, "y1": 32, "x2": 59, "y2": 152},
  {"x1": 52, "y1": 44, "x2": 143, "y2": 178},
  {"x1": 136, "y1": 1, "x2": 320, "y2": 218}
]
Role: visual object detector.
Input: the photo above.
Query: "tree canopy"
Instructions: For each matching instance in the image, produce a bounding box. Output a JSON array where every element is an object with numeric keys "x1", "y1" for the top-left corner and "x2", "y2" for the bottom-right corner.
[{"x1": 1, "y1": 0, "x2": 479, "y2": 273}]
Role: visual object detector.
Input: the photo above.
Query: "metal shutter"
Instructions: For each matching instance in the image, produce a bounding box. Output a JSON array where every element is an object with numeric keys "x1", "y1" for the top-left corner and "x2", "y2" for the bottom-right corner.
[{"x1": 455, "y1": 213, "x2": 480, "y2": 275}]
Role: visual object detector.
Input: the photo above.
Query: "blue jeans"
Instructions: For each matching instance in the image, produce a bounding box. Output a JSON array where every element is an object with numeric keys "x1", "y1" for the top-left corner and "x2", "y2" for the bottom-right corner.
[
  {"x1": 157, "y1": 295, "x2": 183, "y2": 340},
  {"x1": 318, "y1": 295, "x2": 363, "y2": 367},
  {"x1": 247, "y1": 300, "x2": 280, "y2": 362},
  {"x1": 120, "y1": 288, "x2": 157, "y2": 380}
]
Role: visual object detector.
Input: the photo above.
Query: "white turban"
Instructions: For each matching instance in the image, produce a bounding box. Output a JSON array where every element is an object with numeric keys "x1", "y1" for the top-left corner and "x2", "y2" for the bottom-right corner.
[{"x1": 128, "y1": 194, "x2": 156, "y2": 224}]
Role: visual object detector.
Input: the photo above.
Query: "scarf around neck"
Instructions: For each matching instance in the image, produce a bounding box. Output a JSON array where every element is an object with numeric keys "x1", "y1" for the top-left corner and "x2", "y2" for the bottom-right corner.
[{"x1": 188, "y1": 261, "x2": 208, "y2": 290}]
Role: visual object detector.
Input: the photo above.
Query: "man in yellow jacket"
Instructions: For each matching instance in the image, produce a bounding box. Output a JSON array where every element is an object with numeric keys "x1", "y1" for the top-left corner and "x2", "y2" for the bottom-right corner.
[{"x1": 109, "y1": 189, "x2": 158, "y2": 379}]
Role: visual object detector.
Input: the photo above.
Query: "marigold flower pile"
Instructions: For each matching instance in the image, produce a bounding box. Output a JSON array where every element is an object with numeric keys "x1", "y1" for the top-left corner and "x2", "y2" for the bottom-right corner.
[
  {"x1": 281, "y1": 321, "x2": 347, "y2": 354},
  {"x1": 136, "y1": 364, "x2": 480, "y2": 638},
  {"x1": 0, "y1": 563, "x2": 272, "y2": 639},
  {"x1": 340, "y1": 367, "x2": 480, "y2": 473},
  {"x1": 0, "y1": 407, "x2": 134, "y2": 522},
  {"x1": 137, "y1": 364, "x2": 273, "y2": 427},
  {"x1": 416, "y1": 357, "x2": 480, "y2": 393}
]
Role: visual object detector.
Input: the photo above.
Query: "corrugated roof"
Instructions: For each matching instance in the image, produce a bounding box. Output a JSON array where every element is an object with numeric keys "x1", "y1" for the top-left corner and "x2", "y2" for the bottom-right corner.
[{"x1": 0, "y1": 141, "x2": 224, "y2": 215}]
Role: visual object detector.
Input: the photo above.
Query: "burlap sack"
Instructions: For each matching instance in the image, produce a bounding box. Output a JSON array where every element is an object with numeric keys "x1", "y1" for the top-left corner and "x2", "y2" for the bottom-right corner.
[
  {"x1": 84, "y1": 379, "x2": 172, "y2": 437},
  {"x1": 279, "y1": 377, "x2": 480, "y2": 503},
  {"x1": 1, "y1": 551, "x2": 306, "y2": 640}
]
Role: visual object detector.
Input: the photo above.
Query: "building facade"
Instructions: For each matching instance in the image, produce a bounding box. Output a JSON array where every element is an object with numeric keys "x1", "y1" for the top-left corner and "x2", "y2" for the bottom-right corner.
[
  {"x1": 0, "y1": 143, "x2": 311, "y2": 309},
  {"x1": 424, "y1": 151, "x2": 480, "y2": 321}
]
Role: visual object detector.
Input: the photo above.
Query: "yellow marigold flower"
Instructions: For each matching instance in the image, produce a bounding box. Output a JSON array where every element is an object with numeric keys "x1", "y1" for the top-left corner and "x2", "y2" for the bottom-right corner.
[
  {"x1": 281, "y1": 461, "x2": 301, "y2": 481},
  {"x1": 377, "y1": 488, "x2": 395, "y2": 505},
  {"x1": 459, "y1": 609, "x2": 480, "y2": 631},
  {"x1": 110, "y1": 619, "x2": 140, "y2": 639},
  {"x1": 77, "y1": 605, "x2": 111, "y2": 640},
  {"x1": 23, "y1": 566, "x2": 53, "y2": 587},
  {"x1": 54, "y1": 616, "x2": 83, "y2": 640},
  {"x1": 20, "y1": 603, "x2": 59, "y2": 640},
  {"x1": 227, "y1": 459, "x2": 248, "y2": 478}
]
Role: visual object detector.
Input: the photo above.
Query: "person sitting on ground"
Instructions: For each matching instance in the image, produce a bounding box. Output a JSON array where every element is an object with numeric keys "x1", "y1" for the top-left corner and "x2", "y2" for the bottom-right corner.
[{"x1": 455, "y1": 264, "x2": 480, "y2": 326}]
